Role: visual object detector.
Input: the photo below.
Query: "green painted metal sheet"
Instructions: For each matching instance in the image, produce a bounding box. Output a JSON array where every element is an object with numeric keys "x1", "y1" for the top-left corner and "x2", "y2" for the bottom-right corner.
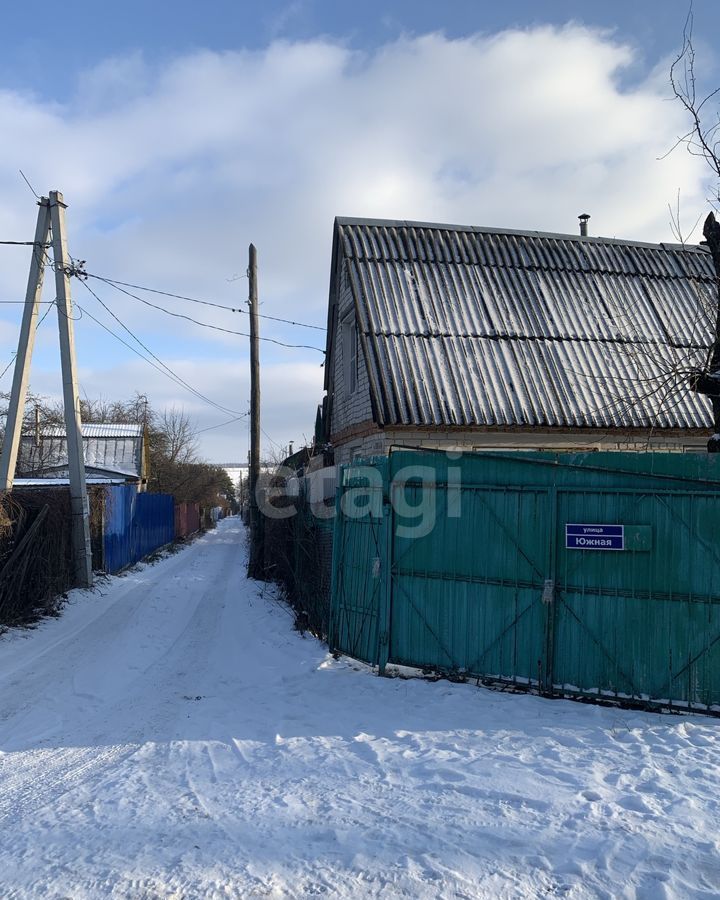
[
  {"x1": 329, "y1": 458, "x2": 389, "y2": 665},
  {"x1": 330, "y1": 450, "x2": 720, "y2": 712}
]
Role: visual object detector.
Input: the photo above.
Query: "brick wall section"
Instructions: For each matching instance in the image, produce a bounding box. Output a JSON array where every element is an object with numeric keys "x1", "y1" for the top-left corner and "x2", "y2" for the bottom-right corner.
[{"x1": 333, "y1": 427, "x2": 707, "y2": 464}]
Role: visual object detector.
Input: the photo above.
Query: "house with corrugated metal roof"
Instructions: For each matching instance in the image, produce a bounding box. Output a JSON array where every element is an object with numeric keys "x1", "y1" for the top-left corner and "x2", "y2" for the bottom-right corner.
[
  {"x1": 321, "y1": 217, "x2": 715, "y2": 464},
  {"x1": 17, "y1": 423, "x2": 148, "y2": 490}
]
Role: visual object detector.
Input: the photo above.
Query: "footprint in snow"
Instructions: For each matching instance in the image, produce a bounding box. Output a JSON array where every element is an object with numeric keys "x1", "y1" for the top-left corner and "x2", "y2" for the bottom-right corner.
[{"x1": 617, "y1": 794, "x2": 654, "y2": 815}]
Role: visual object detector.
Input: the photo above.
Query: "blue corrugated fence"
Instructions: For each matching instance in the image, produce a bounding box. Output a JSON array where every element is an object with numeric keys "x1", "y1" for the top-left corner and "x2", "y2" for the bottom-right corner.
[{"x1": 103, "y1": 484, "x2": 175, "y2": 573}]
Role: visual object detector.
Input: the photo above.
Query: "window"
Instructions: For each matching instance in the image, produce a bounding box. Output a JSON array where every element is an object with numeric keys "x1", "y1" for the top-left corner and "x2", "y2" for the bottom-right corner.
[{"x1": 342, "y1": 313, "x2": 358, "y2": 395}]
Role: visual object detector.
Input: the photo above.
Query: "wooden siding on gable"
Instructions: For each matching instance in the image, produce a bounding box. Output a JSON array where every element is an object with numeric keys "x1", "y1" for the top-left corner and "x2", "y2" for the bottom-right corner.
[{"x1": 331, "y1": 263, "x2": 374, "y2": 436}]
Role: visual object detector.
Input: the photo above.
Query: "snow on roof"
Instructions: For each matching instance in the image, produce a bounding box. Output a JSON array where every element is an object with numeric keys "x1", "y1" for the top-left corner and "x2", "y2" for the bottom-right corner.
[
  {"x1": 40, "y1": 423, "x2": 144, "y2": 438},
  {"x1": 18, "y1": 422, "x2": 144, "y2": 478},
  {"x1": 14, "y1": 477, "x2": 126, "y2": 486},
  {"x1": 328, "y1": 218, "x2": 715, "y2": 431}
]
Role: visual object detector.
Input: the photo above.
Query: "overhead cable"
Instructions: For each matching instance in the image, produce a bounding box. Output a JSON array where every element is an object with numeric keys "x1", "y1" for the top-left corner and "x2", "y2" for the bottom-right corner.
[
  {"x1": 92, "y1": 276, "x2": 325, "y2": 351},
  {"x1": 76, "y1": 281, "x2": 244, "y2": 417},
  {"x1": 0, "y1": 298, "x2": 56, "y2": 380},
  {"x1": 19, "y1": 169, "x2": 41, "y2": 200},
  {"x1": 191, "y1": 414, "x2": 248, "y2": 436},
  {"x1": 85, "y1": 273, "x2": 326, "y2": 334},
  {"x1": 0, "y1": 356, "x2": 16, "y2": 382}
]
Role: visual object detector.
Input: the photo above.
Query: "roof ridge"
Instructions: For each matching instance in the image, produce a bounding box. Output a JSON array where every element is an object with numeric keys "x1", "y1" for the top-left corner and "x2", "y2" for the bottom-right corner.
[{"x1": 335, "y1": 216, "x2": 710, "y2": 253}]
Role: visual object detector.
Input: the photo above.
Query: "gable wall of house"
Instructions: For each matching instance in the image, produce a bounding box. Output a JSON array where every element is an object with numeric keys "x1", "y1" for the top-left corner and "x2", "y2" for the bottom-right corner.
[{"x1": 330, "y1": 262, "x2": 375, "y2": 437}]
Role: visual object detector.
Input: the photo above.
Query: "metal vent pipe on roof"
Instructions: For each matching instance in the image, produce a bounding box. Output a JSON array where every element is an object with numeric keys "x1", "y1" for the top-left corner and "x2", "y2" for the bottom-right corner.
[{"x1": 578, "y1": 213, "x2": 590, "y2": 237}]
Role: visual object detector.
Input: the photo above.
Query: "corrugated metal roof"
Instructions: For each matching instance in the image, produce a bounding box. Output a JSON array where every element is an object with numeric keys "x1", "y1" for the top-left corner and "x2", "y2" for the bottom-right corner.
[
  {"x1": 17, "y1": 422, "x2": 144, "y2": 478},
  {"x1": 332, "y1": 218, "x2": 716, "y2": 431},
  {"x1": 40, "y1": 423, "x2": 144, "y2": 438},
  {"x1": 14, "y1": 477, "x2": 126, "y2": 486}
]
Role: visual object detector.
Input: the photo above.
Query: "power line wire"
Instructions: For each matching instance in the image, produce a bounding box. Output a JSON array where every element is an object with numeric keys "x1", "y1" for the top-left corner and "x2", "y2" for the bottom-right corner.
[
  {"x1": 261, "y1": 426, "x2": 284, "y2": 452},
  {"x1": 76, "y1": 281, "x2": 245, "y2": 417},
  {"x1": 76, "y1": 296, "x2": 242, "y2": 418},
  {"x1": 0, "y1": 298, "x2": 56, "y2": 381},
  {"x1": 79, "y1": 280, "x2": 244, "y2": 417},
  {"x1": 86, "y1": 273, "x2": 326, "y2": 334},
  {"x1": 0, "y1": 356, "x2": 15, "y2": 381},
  {"x1": 91, "y1": 276, "x2": 325, "y2": 351},
  {"x1": 36, "y1": 298, "x2": 56, "y2": 329},
  {"x1": 191, "y1": 414, "x2": 248, "y2": 436},
  {"x1": 88, "y1": 275, "x2": 245, "y2": 313},
  {"x1": 19, "y1": 169, "x2": 41, "y2": 200}
]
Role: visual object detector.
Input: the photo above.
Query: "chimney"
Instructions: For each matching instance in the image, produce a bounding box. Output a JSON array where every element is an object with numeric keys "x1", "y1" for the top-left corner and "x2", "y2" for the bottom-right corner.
[{"x1": 578, "y1": 213, "x2": 590, "y2": 237}]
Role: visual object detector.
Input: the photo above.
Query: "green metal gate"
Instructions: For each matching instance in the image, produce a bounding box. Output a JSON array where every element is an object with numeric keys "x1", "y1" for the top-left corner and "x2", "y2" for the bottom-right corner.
[{"x1": 330, "y1": 450, "x2": 720, "y2": 712}]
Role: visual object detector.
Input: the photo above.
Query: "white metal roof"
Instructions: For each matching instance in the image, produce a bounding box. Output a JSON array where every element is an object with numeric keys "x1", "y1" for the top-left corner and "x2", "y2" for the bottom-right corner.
[
  {"x1": 40, "y1": 423, "x2": 144, "y2": 438},
  {"x1": 13, "y1": 477, "x2": 126, "y2": 486},
  {"x1": 17, "y1": 422, "x2": 144, "y2": 478}
]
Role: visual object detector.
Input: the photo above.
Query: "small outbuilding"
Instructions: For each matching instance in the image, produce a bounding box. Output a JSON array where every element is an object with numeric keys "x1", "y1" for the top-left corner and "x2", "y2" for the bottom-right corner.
[{"x1": 17, "y1": 422, "x2": 149, "y2": 490}]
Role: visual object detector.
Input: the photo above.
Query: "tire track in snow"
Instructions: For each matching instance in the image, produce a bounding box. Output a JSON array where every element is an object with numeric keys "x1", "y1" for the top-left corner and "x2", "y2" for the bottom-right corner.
[
  {"x1": 0, "y1": 743, "x2": 140, "y2": 823},
  {"x1": 0, "y1": 535, "x2": 204, "y2": 688},
  {"x1": 0, "y1": 538, "x2": 215, "y2": 747},
  {"x1": 0, "y1": 527, "x2": 241, "y2": 826}
]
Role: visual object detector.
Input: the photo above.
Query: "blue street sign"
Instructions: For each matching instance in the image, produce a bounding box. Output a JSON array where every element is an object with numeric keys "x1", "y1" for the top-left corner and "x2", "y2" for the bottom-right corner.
[{"x1": 565, "y1": 524, "x2": 624, "y2": 551}]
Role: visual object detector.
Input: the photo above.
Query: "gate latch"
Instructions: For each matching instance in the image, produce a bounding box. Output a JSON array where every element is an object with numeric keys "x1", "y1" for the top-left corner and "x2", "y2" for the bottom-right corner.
[{"x1": 542, "y1": 579, "x2": 555, "y2": 604}]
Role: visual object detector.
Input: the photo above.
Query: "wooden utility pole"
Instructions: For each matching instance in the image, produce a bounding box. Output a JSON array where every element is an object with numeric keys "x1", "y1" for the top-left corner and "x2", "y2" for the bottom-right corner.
[
  {"x1": 49, "y1": 190, "x2": 93, "y2": 588},
  {"x1": 247, "y1": 243, "x2": 264, "y2": 578},
  {"x1": 0, "y1": 198, "x2": 51, "y2": 489}
]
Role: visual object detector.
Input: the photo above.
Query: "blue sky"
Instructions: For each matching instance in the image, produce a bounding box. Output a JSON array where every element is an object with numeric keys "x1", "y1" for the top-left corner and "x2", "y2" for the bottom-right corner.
[
  {"x1": 0, "y1": 1, "x2": 718, "y2": 460},
  {"x1": 2, "y1": 1, "x2": 714, "y2": 97}
]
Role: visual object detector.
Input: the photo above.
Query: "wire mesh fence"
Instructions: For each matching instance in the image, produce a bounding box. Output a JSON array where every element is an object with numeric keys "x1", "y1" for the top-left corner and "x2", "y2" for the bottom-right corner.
[
  {"x1": 263, "y1": 491, "x2": 334, "y2": 640},
  {"x1": 0, "y1": 488, "x2": 74, "y2": 627}
]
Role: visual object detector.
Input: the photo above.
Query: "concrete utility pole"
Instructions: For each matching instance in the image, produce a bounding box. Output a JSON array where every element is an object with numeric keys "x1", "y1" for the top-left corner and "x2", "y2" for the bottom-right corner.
[
  {"x1": 0, "y1": 198, "x2": 51, "y2": 490},
  {"x1": 0, "y1": 192, "x2": 92, "y2": 587},
  {"x1": 247, "y1": 243, "x2": 264, "y2": 579},
  {"x1": 49, "y1": 191, "x2": 93, "y2": 588}
]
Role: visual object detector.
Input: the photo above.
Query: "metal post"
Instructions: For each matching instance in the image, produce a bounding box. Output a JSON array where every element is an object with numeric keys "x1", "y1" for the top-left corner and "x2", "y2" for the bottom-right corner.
[
  {"x1": 247, "y1": 243, "x2": 264, "y2": 578},
  {"x1": 49, "y1": 190, "x2": 93, "y2": 588},
  {"x1": 0, "y1": 198, "x2": 51, "y2": 490}
]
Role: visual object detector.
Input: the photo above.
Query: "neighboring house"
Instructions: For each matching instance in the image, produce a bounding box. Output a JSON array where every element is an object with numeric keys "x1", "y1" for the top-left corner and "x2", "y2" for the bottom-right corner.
[
  {"x1": 321, "y1": 217, "x2": 715, "y2": 464},
  {"x1": 17, "y1": 423, "x2": 149, "y2": 490}
]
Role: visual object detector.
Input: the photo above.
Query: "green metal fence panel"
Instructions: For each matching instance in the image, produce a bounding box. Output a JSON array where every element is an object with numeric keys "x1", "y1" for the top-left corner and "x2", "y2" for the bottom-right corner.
[
  {"x1": 330, "y1": 449, "x2": 720, "y2": 712},
  {"x1": 553, "y1": 487, "x2": 720, "y2": 707},
  {"x1": 329, "y1": 459, "x2": 389, "y2": 666},
  {"x1": 389, "y1": 483, "x2": 550, "y2": 685}
]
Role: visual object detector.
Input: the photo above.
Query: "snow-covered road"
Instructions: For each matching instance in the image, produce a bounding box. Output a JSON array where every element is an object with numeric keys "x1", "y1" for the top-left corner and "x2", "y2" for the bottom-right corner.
[{"x1": 0, "y1": 518, "x2": 719, "y2": 899}]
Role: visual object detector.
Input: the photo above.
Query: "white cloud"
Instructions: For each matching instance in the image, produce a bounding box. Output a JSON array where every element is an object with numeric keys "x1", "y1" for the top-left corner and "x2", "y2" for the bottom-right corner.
[{"x1": 0, "y1": 25, "x2": 713, "y2": 458}]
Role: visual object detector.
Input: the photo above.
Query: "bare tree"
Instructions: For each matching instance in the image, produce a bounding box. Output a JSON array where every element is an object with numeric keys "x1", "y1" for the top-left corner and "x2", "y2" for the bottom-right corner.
[
  {"x1": 156, "y1": 406, "x2": 199, "y2": 465},
  {"x1": 669, "y1": 9, "x2": 720, "y2": 449}
]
